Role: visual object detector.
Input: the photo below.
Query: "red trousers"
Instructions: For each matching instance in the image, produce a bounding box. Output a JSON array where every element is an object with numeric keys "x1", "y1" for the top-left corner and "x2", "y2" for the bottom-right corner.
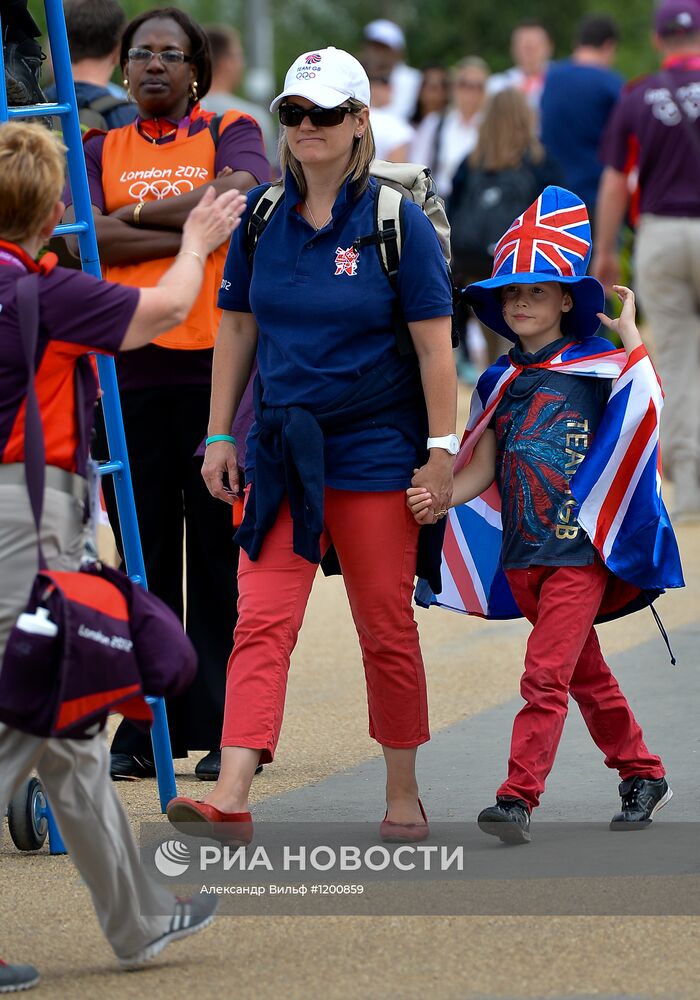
[
  {"x1": 221, "y1": 489, "x2": 429, "y2": 762},
  {"x1": 498, "y1": 561, "x2": 665, "y2": 809}
]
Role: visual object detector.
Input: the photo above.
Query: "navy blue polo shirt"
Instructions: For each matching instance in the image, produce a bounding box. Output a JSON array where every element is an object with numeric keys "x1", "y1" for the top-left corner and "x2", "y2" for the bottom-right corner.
[
  {"x1": 218, "y1": 171, "x2": 453, "y2": 490},
  {"x1": 540, "y1": 60, "x2": 622, "y2": 211}
]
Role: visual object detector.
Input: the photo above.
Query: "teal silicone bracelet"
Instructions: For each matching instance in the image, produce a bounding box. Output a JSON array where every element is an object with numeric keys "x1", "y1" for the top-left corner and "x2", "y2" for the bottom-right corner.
[{"x1": 205, "y1": 434, "x2": 237, "y2": 446}]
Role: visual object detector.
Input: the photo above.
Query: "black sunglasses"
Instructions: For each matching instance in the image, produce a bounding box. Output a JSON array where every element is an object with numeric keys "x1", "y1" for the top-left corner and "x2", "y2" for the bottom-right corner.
[{"x1": 278, "y1": 103, "x2": 354, "y2": 128}]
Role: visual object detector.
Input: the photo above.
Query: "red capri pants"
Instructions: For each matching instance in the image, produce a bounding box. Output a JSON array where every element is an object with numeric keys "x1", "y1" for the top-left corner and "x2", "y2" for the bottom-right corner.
[
  {"x1": 221, "y1": 488, "x2": 430, "y2": 763},
  {"x1": 497, "y1": 560, "x2": 665, "y2": 809}
]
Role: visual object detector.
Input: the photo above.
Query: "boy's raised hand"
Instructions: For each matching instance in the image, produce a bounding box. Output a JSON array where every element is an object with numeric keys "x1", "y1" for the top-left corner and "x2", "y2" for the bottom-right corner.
[{"x1": 596, "y1": 285, "x2": 643, "y2": 353}]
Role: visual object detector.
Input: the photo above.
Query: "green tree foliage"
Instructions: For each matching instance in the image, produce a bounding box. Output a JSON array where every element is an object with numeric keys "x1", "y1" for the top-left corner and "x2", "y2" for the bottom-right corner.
[
  {"x1": 55, "y1": 0, "x2": 660, "y2": 88},
  {"x1": 264, "y1": 0, "x2": 658, "y2": 81}
]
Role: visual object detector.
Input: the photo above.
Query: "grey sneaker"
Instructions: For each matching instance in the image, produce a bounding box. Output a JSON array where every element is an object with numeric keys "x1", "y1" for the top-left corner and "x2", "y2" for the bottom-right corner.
[
  {"x1": 118, "y1": 894, "x2": 218, "y2": 970},
  {"x1": 0, "y1": 959, "x2": 39, "y2": 993}
]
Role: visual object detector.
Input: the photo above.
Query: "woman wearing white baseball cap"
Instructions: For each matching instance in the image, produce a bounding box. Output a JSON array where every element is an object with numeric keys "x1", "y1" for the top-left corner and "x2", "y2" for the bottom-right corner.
[{"x1": 168, "y1": 47, "x2": 456, "y2": 843}]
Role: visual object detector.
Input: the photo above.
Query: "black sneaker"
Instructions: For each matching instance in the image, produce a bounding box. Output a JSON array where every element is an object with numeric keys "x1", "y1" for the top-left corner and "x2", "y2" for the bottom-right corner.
[
  {"x1": 478, "y1": 797, "x2": 531, "y2": 844},
  {"x1": 0, "y1": 958, "x2": 39, "y2": 993},
  {"x1": 118, "y1": 894, "x2": 218, "y2": 970},
  {"x1": 3, "y1": 38, "x2": 47, "y2": 107},
  {"x1": 110, "y1": 753, "x2": 156, "y2": 781},
  {"x1": 610, "y1": 776, "x2": 672, "y2": 830},
  {"x1": 194, "y1": 750, "x2": 264, "y2": 781}
]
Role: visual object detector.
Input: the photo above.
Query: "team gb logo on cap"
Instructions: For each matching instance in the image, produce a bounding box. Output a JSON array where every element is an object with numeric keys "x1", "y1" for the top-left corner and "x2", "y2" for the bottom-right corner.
[{"x1": 297, "y1": 52, "x2": 322, "y2": 79}]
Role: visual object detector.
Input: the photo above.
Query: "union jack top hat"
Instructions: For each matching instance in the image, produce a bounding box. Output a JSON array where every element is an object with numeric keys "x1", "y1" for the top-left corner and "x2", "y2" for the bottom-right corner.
[{"x1": 465, "y1": 186, "x2": 605, "y2": 343}]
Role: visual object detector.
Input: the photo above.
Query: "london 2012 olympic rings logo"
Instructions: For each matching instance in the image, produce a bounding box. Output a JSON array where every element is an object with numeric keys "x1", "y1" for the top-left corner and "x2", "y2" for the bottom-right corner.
[
  {"x1": 296, "y1": 70, "x2": 318, "y2": 80},
  {"x1": 127, "y1": 178, "x2": 195, "y2": 200}
]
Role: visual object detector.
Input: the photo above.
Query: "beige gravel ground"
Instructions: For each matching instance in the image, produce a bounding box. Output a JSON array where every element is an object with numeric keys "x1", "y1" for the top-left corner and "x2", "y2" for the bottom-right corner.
[{"x1": 2, "y1": 382, "x2": 698, "y2": 999}]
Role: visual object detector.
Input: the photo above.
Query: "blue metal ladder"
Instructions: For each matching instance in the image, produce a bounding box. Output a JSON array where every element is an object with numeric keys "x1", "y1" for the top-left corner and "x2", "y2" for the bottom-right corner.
[{"x1": 0, "y1": 1, "x2": 177, "y2": 853}]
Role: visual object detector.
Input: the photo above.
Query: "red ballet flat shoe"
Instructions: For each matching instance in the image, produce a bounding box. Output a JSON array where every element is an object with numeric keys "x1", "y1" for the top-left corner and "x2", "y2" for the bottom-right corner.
[
  {"x1": 380, "y1": 799, "x2": 429, "y2": 843},
  {"x1": 166, "y1": 796, "x2": 253, "y2": 845}
]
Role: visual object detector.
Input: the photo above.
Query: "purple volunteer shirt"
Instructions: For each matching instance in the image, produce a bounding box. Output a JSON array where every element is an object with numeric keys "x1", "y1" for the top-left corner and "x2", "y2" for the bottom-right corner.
[
  {"x1": 0, "y1": 254, "x2": 139, "y2": 474},
  {"x1": 66, "y1": 111, "x2": 270, "y2": 393},
  {"x1": 601, "y1": 57, "x2": 700, "y2": 217}
]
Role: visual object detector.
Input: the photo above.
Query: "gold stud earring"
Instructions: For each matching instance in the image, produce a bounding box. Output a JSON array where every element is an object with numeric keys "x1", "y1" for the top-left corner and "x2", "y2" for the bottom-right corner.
[
  {"x1": 189, "y1": 80, "x2": 199, "y2": 102},
  {"x1": 123, "y1": 78, "x2": 133, "y2": 102}
]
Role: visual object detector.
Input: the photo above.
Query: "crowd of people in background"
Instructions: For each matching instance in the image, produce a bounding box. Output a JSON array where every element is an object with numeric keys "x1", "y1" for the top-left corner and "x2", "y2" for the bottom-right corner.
[{"x1": 41, "y1": 0, "x2": 659, "y2": 390}]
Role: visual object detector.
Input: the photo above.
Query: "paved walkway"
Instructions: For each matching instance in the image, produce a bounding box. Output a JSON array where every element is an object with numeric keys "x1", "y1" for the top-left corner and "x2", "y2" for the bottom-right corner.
[
  {"x1": 255, "y1": 623, "x2": 699, "y2": 825},
  {"x1": 2, "y1": 522, "x2": 699, "y2": 999}
]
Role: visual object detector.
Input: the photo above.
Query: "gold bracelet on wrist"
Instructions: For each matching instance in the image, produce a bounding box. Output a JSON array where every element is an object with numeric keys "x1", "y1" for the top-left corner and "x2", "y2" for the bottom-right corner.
[
  {"x1": 132, "y1": 201, "x2": 145, "y2": 226},
  {"x1": 178, "y1": 249, "x2": 205, "y2": 266}
]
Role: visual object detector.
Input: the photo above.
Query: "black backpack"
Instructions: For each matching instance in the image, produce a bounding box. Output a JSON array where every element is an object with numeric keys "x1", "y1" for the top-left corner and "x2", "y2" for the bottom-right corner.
[
  {"x1": 450, "y1": 159, "x2": 540, "y2": 269},
  {"x1": 76, "y1": 93, "x2": 129, "y2": 133}
]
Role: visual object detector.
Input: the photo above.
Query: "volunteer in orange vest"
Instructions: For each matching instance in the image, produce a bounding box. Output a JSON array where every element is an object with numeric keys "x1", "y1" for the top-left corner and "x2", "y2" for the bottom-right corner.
[{"x1": 65, "y1": 6, "x2": 270, "y2": 782}]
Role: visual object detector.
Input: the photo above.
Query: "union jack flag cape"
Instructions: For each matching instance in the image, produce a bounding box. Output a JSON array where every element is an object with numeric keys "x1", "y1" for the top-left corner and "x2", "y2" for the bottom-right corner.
[{"x1": 416, "y1": 336, "x2": 684, "y2": 619}]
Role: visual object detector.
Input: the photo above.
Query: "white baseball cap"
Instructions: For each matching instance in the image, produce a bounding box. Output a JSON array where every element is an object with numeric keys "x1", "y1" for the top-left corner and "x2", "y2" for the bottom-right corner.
[
  {"x1": 270, "y1": 47, "x2": 370, "y2": 113},
  {"x1": 363, "y1": 19, "x2": 406, "y2": 51}
]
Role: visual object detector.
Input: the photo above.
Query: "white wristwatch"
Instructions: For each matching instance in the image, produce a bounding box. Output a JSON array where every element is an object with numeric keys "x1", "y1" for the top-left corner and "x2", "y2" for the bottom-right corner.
[{"x1": 427, "y1": 434, "x2": 460, "y2": 456}]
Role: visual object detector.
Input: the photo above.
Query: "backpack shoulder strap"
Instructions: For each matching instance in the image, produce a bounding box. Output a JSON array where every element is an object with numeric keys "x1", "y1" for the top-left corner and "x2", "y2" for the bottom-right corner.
[
  {"x1": 375, "y1": 183, "x2": 403, "y2": 283},
  {"x1": 209, "y1": 108, "x2": 260, "y2": 149},
  {"x1": 352, "y1": 182, "x2": 405, "y2": 285},
  {"x1": 77, "y1": 93, "x2": 125, "y2": 132},
  {"x1": 208, "y1": 114, "x2": 223, "y2": 148},
  {"x1": 87, "y1": 93, "x2": 125, "y2": 115},
  {"x1": 246, "y1": 182, "x2": 285, "y2": 268}
]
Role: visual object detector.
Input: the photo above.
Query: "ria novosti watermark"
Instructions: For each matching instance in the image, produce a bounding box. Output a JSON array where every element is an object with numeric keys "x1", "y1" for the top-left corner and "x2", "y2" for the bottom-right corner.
[{"x1": 140, "y1": 821, "x2": 700, "y2": 917}]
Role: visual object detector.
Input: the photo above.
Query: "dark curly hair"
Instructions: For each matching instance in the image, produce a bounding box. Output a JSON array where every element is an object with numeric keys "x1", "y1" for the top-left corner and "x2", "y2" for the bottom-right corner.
[{"x1": 120, "y1": 6, "x2": 212, "y2": 98}]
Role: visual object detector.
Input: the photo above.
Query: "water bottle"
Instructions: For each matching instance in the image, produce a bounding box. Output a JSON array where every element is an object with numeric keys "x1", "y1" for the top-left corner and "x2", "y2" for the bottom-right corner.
[{"x1": 16, "y1": 607, "x2": 59, "y2": 638}]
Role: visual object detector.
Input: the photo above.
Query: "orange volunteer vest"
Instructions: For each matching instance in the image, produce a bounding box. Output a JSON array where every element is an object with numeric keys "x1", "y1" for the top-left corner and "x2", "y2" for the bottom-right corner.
[{"x1": 100, "y1": 109, "x2": 244, "y2": 351}]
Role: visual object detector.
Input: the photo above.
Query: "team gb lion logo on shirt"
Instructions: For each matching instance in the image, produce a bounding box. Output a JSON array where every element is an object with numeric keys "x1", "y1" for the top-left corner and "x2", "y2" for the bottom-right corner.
[{"x1": 334, "y1": 246, "x2": 359, "y2": 276}]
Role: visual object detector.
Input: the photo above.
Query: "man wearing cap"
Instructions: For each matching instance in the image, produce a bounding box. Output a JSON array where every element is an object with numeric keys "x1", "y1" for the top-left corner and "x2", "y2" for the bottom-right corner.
[
  {"x1": 593, "y1": 0, "x2": 700, "y2": 519},
  {"x1": 362, "y1": 19, "x2": 421, "y2": 121}
]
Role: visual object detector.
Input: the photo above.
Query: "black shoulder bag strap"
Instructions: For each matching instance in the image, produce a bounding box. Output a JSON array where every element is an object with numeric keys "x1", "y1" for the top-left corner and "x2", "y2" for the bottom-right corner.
[
  {"x1": 15, "y1": 273, "x2": 48, "y2": 570},
  {"x1": 208, "y1": 114, "x2": 223, "y2": 148},
  {"x1": 14, "y1": 273, "x2": 90, "y2": 569},
  {"x1": 431, "y1": 112, "x2": 447, "y2": 174}
]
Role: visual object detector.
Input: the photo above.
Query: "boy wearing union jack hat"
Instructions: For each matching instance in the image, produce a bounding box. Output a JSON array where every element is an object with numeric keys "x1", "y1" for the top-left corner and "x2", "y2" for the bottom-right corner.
[{"x1": 408, "y1": 185, "x2": 683, "y2": 844}]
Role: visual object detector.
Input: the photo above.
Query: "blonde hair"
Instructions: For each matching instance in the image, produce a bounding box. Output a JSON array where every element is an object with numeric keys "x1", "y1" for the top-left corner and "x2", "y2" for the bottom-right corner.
[
  {"x1": 0, "y1": 122, "x2": 66, "y2": 243},
  {"x1": 470, "y1": 88, "x2": 544, "y2": 172},
  {"x1": 278, "y1": 100, "x2": 376, "y2": 199}
]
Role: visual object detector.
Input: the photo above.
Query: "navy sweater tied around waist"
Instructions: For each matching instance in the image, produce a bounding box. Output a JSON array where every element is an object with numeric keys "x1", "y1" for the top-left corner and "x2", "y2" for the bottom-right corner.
[{"x1": 235, "y1": 354, "x2": 446, "y2": 594}]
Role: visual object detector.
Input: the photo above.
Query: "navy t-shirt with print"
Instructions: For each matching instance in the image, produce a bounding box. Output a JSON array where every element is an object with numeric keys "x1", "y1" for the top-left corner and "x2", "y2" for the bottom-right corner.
[
  {"x1": 218, "y1": 172, "x2": 453, "y2": 490},
  {"x1": 491, "y1": 338, "x2": 612, "y2": 570}
]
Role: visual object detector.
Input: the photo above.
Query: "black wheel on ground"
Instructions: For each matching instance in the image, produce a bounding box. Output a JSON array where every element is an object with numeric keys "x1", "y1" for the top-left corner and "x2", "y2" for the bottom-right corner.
[{"x1": 7, "y1": 776, "x2": 48, "y2": 851}]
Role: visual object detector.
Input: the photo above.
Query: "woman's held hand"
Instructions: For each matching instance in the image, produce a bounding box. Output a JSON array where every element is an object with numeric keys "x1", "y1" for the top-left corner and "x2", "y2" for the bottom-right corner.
[
  {"x1": 410, "y1": 454, "x2": 454, "y2": 523},
  {"x1": 201, "y1": 439, "x2": 240, "y2": 504}
]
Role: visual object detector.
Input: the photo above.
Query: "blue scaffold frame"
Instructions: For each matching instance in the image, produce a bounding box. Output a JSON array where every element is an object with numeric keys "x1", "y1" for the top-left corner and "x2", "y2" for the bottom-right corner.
[{"x1": 0, "y1": 0, "x2": 178, "y2": 853}]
